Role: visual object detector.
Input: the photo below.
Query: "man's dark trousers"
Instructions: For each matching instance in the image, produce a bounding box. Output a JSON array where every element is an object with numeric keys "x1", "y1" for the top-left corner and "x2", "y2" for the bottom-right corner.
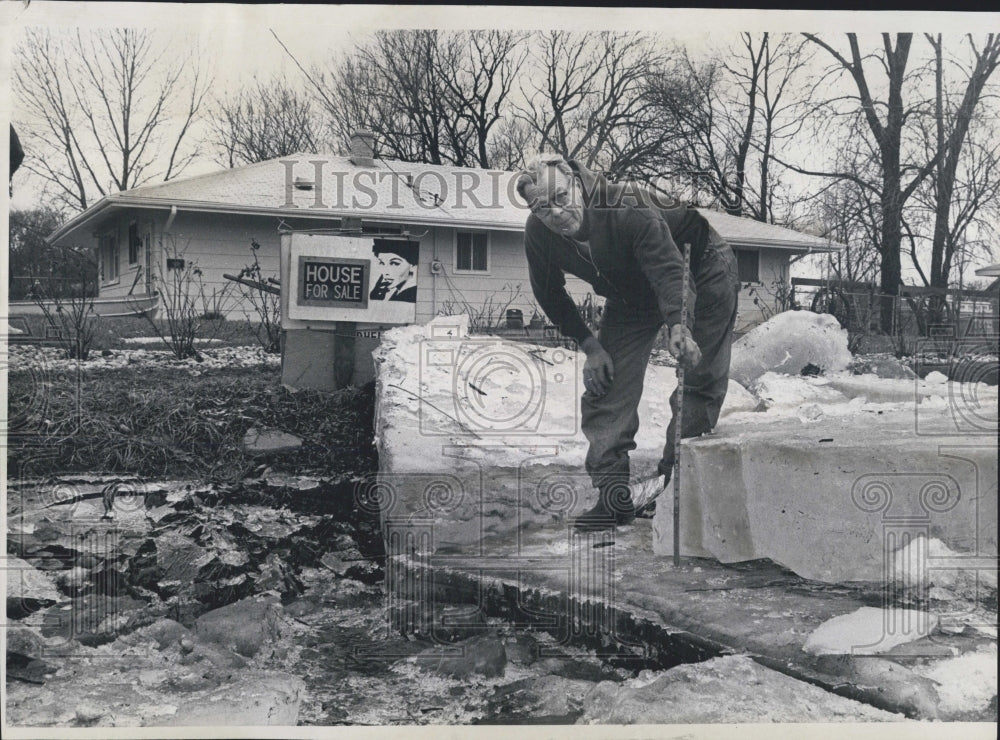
[{"x1": 581, "y1": 243, "x2": 740, "y2": 502}]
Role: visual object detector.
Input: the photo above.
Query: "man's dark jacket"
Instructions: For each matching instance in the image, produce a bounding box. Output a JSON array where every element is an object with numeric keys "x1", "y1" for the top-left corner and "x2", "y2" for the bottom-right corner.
[{"x1": 524, "y1": 160, "x2": 717, "y2": 344}]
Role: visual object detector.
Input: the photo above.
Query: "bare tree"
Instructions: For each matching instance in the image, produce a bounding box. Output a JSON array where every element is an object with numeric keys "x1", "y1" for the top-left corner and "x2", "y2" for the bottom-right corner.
[
  {"x1": 8, "y1": 206, "x2": 86, "y2": 300},
  {"x1": 516, "y1": 31, "x2": 678, "y2": 180},
  {"x1": 910, "y1": 130, "x2": 1000, "y2": 284},
  {"x1": 751, "y1": 35, "x2": 816, "y2": 223},
  {"x1": 437, "y1": 31, "x2": 528, "y2": 168},
  {"x1": 486, "y1": 117, "x2": 534, "y2": 171},
  {"x1": 13, "y1": 28, "x2": 211, "y2": 212},
  {"x1": 648, "y1": 33, "x2": 814, "y2": 222},
  {"x1": 785, "y1": 33, "x2": 989, "y2": 331},
  {"x1": 30, "y1": 248, "x2": 101, "y2": 361},
  {"x1": 921, "y1": 34, "x2": 1000, "y2": 292},
  {"x1": 810, "y1": 176, "x2": 883, "y2": 286},
  {"x1": 210, "y1": 76, "x2": 320, "y2": 167},
  {"x1": 317, "y1": 30, "x2": 524, "y2": 168},
  {"x1": 321, "y1": 31, "x2": 451, "y2": 164}
]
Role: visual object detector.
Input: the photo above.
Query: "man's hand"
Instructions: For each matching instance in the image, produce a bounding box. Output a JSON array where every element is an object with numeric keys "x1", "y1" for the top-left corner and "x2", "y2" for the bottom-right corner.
[
  {"x1": 668, "y1": 324, "x2": 701, "y2": 367},
  {"x1": 580, "y1": 336, "x2": 614, "y2": 396}
]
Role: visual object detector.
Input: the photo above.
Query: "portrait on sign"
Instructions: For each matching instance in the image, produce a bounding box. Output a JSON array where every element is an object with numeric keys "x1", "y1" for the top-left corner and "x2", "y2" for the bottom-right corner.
[{"x1": 369, "y1": 239, "x2": 419, "y2": 303}]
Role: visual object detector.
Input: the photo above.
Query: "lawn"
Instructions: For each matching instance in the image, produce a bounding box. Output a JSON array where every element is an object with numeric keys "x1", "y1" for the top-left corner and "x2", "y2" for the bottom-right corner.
[
  {"x1": 11, "y1": 314, "x2": 268, "y2": 352},
  {"x1": 6, "y1": 363, "x2": 378, "y2": 481}
]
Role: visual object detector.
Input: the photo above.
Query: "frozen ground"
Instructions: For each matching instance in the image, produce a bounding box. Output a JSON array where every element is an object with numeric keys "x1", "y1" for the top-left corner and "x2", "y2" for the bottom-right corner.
[
  {"x1": 5, "y1": 312, "x2": 997, "y2": 727},
  {"x1": 6, "y1": 344, "x2": 281, "y2": 373},
  {"x1": 372, "y1": 314, "x2": 997, "y2": 723}
]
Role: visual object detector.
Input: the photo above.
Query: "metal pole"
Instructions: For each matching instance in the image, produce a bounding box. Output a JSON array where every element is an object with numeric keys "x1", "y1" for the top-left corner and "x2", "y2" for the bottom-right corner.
[{"x1": 673, "y1": 242, "x2": 691, "y2": 567}]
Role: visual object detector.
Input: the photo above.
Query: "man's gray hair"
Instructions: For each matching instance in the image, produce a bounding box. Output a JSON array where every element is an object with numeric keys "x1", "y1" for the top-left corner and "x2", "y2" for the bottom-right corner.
[{"x1": 515, "y1": 153, "x2": 574, "y2": 203}]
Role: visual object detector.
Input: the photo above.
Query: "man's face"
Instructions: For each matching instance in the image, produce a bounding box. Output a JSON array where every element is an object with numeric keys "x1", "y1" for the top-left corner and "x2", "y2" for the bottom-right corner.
[{"x1": 526, "y1": 166, "x2": 585, "y2": 238}]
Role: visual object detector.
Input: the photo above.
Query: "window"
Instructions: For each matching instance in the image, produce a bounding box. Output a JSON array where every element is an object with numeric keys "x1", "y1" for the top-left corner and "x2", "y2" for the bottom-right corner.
[
  {"x1": 734, "y1": 248, "x2": 760, "y2": 283},
  {"x1": 128, "y1": 222, "x2": 141, "y2": 265},
  {"x1": 455, "y1": 231, "x2": 488, "y2": 273},
  {"x1": 99, "y1": 232, "x2": 120, "y2": 283}
]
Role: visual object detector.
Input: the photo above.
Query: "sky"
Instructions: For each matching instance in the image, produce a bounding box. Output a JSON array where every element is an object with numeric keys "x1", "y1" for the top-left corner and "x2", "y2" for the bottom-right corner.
[{"x1": 3, "y1": 3, "x2": 1000, "y2": 282}]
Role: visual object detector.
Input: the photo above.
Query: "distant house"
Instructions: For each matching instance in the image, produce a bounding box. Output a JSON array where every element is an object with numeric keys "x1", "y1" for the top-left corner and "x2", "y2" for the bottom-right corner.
[{"x1": 48, "y1": 132, "x2": 841, "y2": 334}]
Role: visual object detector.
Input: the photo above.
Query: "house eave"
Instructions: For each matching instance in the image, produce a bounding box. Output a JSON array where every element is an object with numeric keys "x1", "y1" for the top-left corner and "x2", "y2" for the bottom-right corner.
[
  {"x1": 50, "y1": 194, "x2": 845, "y2": 252},
  {"x1": 727, "y1": 237, "x2": 843, "y2": 253},
  {"x1": 47, "y1": 199, "x2": 117, "y2": 245},
  {"x1": 49, "y1": 195, "x2": 530, "y2": 244}
]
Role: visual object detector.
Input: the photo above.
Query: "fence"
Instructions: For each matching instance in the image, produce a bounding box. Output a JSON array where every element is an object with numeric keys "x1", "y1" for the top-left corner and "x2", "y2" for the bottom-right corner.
[{"x1": 790, "y1": 278, "x2": 999, "y2": 353}]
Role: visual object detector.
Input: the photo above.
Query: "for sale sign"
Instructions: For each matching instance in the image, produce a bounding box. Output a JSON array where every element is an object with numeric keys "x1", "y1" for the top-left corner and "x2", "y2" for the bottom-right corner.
[
  {"x1": 299, "y1": 257, "x2": 369, "y2": 308},
  {"x1": 286, "y1": 233, "x2": 419, "y2": 325}
]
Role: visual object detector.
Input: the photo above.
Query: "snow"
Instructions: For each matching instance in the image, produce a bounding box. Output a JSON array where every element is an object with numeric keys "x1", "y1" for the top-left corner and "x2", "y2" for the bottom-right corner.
[
  {"x1": 119, "y1": 337, "x2": 225, "y2": 345},
  {"x1": 6, "y1": 344, "x2": 281, "y2": 373},
  {"x1": 6, "y1": 556, "x2": 61, "y2": 603},
  {"x1": 721, "y1": 378, "x2": 760, "y2": 413},
  {"x1": 376, "y1": 315, "x2": 999, "y2": 563},
  {"x1": 913, "y1": 643, "x2": 998, "y2": 714},
  {"x1": 579, "y1": 654, "x2": 907, "y2": 723},
  {"x1": 374, "y1": 315, "x2": 997, "y2": 475},
  {"x1": 891, "y1": 535, "x2": 998, "y2": 598},
  {"x1": 730, "y1": 311, "x2": 853, "y2": 386},
  {"x1": 802, "y1": 607, "x2": 939, "y2": 655},
  {"x1": 750, "y1": 373, "x2": 849, "y2": 411}
]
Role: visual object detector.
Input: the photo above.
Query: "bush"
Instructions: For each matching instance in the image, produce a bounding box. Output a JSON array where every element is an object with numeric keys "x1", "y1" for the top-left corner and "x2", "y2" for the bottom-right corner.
[
  {"x1": 30, "y1": 247, "x2": 101, "y2": 360},
  {"x1": 138, "y1": 237, "x2": 236, "y2": 359},
  {"x1": 235, "y1": 239, "x2": 282, "y2": 354}
]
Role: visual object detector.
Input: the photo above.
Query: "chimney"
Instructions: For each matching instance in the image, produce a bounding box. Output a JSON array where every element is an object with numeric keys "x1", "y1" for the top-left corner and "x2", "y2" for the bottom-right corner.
[{"x1": 349, "y1": 129, "x2": 376, "y2": 167}]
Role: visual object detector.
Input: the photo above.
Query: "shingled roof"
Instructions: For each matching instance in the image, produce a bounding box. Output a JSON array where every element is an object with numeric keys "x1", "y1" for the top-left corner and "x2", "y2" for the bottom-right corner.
[{"x1": 49, "y1": 153, "x2": 841, "y2": 253}]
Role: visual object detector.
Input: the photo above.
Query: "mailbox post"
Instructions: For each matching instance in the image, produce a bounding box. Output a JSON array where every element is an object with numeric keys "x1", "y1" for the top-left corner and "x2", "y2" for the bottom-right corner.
[{"x1": 280, "y1": 231, "x2": 420, "y2": 390}]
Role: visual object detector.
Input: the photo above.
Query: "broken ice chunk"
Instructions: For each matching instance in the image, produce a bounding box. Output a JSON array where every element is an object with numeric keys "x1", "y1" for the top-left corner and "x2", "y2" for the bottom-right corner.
[{"x1": 803, "y1": 606, "x2": 938, "y2": 655}]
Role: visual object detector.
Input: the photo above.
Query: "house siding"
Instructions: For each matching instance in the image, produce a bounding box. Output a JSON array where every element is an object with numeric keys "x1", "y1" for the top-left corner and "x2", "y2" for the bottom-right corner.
[
  {"x1": 92, "y1": 210, "x2": 598, "y2": 328},
  {"x1": 732, "y1": 246, "x2": 790, "y2": 334},
  {"x1": 417, "y1": 226, "x2": 594, "y2": 327},
  {"x1": 92, "y1": 209, "x2": 162, "y2": 300},
  {"x1": 94, "y1": 210, "x2": 333, "y2": 318},
  {"x1": 91, "y1": 209, "x2": 795, "y2": 334}
]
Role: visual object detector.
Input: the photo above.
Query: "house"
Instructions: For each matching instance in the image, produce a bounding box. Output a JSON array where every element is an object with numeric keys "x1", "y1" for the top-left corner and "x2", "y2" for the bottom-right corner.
[{"x1": 48, "y1": 132, "x2": 842, "y2": 338}]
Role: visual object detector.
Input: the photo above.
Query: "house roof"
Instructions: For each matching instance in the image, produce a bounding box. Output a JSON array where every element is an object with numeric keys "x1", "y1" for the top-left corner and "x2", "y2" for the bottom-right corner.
[
  {"x1": 49, "y1": 153, "x2": 842, "y2": 253},
  {"x1": 697, "y1": 208, "x2": 838, "y2": 252}
]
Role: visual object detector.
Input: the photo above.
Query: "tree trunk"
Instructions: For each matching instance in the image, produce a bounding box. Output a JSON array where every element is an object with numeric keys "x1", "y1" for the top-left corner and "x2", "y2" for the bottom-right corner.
[
  {"x1": 879, "y1": 173, "x2": 903, "y2": 333},
  {"x1": 927, "y1": 34, "x2": 1000, "y2": 301}
]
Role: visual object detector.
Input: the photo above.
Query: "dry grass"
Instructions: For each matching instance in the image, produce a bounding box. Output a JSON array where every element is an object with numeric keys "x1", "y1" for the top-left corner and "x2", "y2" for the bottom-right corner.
[
  {"x1": 12, "y1": 315, "x2": 266, "y2": 352},
  {"x1": 7, "y1": 365, "x2": 377, "y2": 481}
]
